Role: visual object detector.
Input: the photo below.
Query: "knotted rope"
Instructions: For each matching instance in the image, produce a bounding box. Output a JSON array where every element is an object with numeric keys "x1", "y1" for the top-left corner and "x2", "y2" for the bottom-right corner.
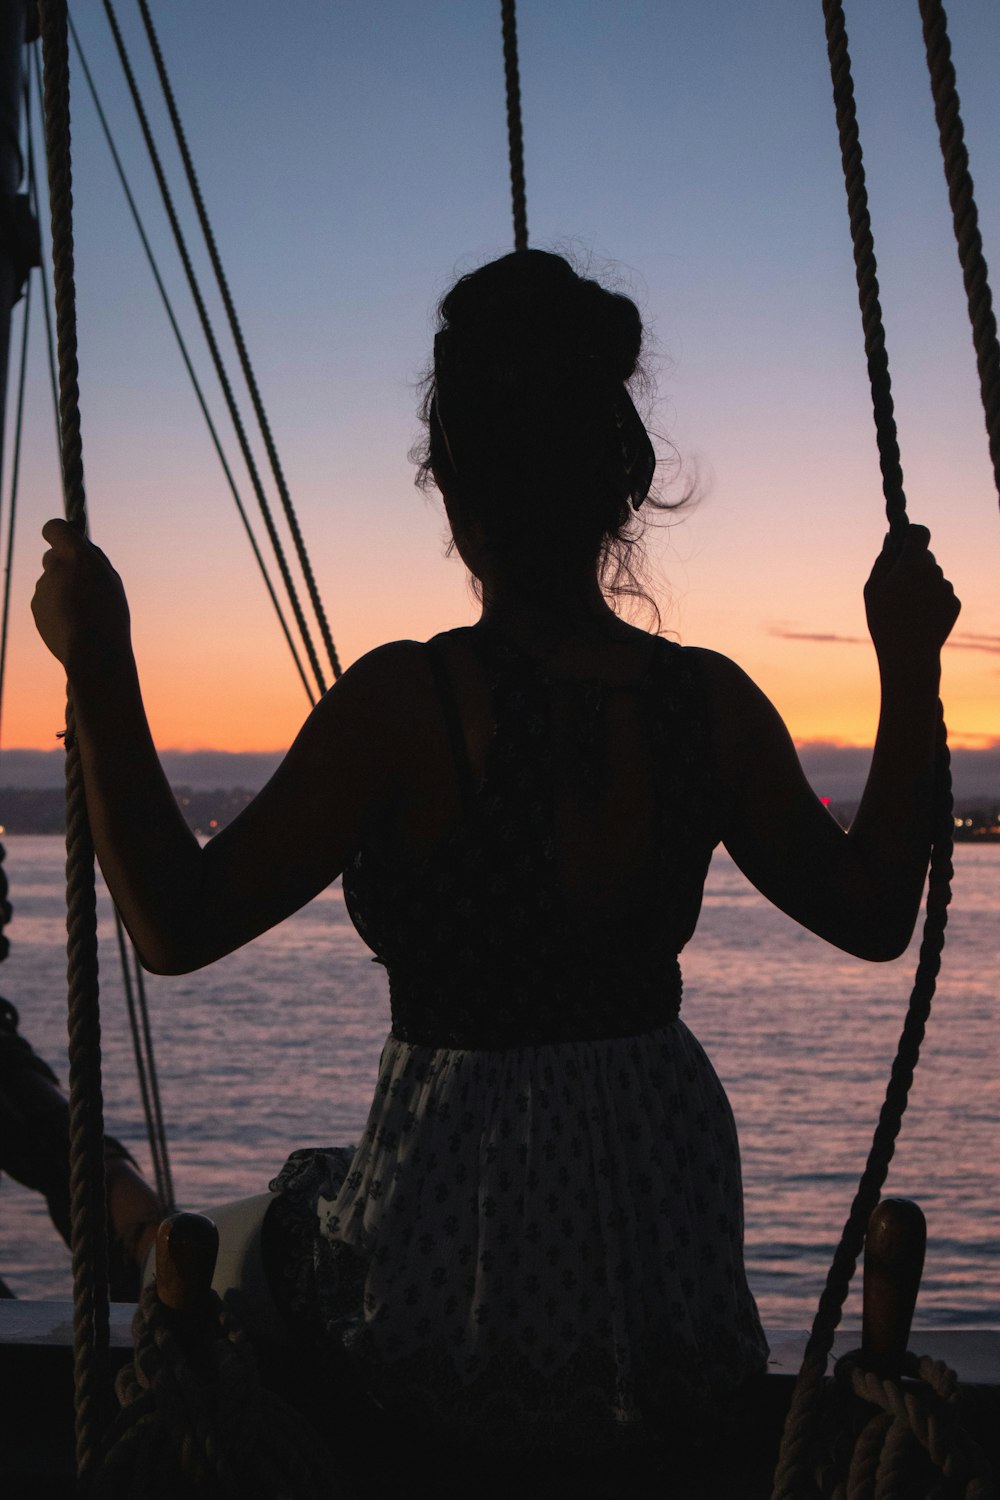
[
  {"x1": 36, "y1": 0, "x2": 111, "y2": 1480},
  {"x1": 500, "y1": 0, "x2": 529, "y2": 252},
  {"x1": 813, "y1": 1350, "x2": 995, "y2": 1499},
  {"x1": 93, "y1": 1285, "x2": 332, "y2": 1498},
  {"x1": 917, "y1": 0, "x2": 1000, "y2": 508},
  {"x1": 771, "y1": 4, "x2": 956, "y2": 1494}
]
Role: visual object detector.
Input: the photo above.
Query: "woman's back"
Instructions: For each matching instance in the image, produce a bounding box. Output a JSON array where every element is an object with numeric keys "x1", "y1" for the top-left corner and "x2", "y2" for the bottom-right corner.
[{"x1": 342, "y1": 621, "x2": 718, "y2": 1047}]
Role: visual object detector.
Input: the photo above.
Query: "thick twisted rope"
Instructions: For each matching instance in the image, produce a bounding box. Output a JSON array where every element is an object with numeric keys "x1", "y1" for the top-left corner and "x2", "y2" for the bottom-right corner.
[
  {"x1": 102, "y1": 0, "x2": 326, "y2": 701},
  {"x1": 917, "y1": 0, "x2": 1000, "y2": 509},
  {"x1": 36, "y1": 0, "x2": 110, "y2": 1481},
  {"x1": 134, "y1": 0, "x2": 341, "y2": 683},
  {"x1": 771, "y1": 5, "x2": 957, "y2": 1494},
  {"x1": 820, "y1": 1350, "x2": 996, "y2": 1498},
  {"x1": 93, "y1": 1286, "x2": 331, "y2": 1498},
  {"x1": 500, "y1": 0, "x2": 529, "y2": 252}
]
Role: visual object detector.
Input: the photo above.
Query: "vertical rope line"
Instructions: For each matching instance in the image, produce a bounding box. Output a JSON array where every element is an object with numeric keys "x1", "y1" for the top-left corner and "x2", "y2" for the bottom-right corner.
[
  {"x1": 135, "y1": 0, "x2": 342, "y2": 681},
  {"x1": 36, "y1": 0, "x2": 110, "y2": 1481},
  {"x1": 917, "y1": 0, "x2": 1000, "y2": 507},
  {"x1": 101, "y1": 0, "x2": 327, "y2": 700},
  {"x1": 28, "y1": 50, "x2": 65, "y2": 500},
  {"x1": 113, "y1": 908, "x2": 168, "y2": 1206},
  {"x1": 0, "y1": 280, "x2": 31, "y2": 753},
  {"x1": 66, "y1": 14, "x2": 316, "y2": 707},
  {"x1": 132, "y1": 935, "x2": 175, "y2": 1211},
  {"x1": 822, "y1": 0, "x2": 907, "y2": 536},
  {"x1": 770, "y1": 5, "x2": 957, "y2": 1494},
  {"x1": 500, "y1": 0, "x2": 529, "y2": 252}
]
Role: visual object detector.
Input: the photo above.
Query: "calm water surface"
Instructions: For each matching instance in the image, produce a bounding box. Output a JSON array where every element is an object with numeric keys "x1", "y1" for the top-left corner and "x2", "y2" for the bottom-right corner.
[{"x1": 1, "y1": 835, "x2": 996, "y2": 1330}]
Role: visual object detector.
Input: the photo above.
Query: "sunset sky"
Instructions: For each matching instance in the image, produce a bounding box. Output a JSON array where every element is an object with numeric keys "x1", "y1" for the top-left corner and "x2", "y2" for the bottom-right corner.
[{"x1": 2, "y1": 0, "x2": 998, "y2": 756}]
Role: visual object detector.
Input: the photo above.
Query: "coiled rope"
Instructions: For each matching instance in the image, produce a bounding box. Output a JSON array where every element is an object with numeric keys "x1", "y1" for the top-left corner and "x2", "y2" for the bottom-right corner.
[
  {"x1": 771, "y1": 3, "x2": 957, "y2": 1494},
  {"x1": 36, "y1": 0, "x2": 110, "y2": 1481},
  {"x1": 816, "y1": 1351, "x2": 995, "y2": 1499},
  {"x1": 917, "y1": 0, "x2": 1000, "y2": 509},
  {"x1": 94, "y1": 1282, "x2": 331, "y2": 1498},
  {"x1": 500, "y1": 0, "x2": 529, "y2": 252}
]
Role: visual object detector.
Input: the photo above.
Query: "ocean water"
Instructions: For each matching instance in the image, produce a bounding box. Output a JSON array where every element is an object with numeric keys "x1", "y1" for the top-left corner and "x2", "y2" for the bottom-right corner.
[{"x1": 0, "y1": 835, "x2": 996, "y2": 1331}]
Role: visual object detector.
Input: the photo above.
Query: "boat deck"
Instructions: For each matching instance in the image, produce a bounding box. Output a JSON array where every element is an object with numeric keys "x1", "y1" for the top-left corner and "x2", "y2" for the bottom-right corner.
[{"x1": 3, "y1": 1302, "x2": 998, "y2": 1497}]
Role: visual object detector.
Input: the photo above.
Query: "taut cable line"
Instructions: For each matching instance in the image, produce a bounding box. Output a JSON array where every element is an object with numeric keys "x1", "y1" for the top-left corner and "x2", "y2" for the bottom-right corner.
[
  {"x1": 0, "y1": 270, "x2": 30, "y2": 752},
  {"x1": 500, "y1": 0, "x2": 529, "y2": 252},
  {"x1": 771, "y1": 4, "x2": 956, "y2": 1494},
  {"x1": 101, "y1": 0, "x2": 328, "y2": 700},
  {"x1": 36, "y1": 0, "x2": 111, "y2": 1481},
  {"x1": 134, "y1": 0, "x2": 342, "y2": 683},
  {"x1": 918, "y1": 0, "x2": 1000, "y2": 509},
  {"x1": 66, "y1": 12, "x2": 317, "y2": 707}
]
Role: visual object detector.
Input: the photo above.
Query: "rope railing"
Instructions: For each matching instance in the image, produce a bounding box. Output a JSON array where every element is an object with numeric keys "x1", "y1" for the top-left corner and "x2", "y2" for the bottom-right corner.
[
  {"x1": 770, "y1": 5, "x2": 957, "y2": 1494},
  {"x1": 917, "y1": 0, "x2": 1000, "y2": 508},
  {"x1": 36, "y1": 0, "x2": 110, "y2": 1481},
  {"x1": 135, "y1": 0, "x2": 342, "y2": 684},
  {"x1": 500, "y1": 0, "x2": 529, "y2": 252}
]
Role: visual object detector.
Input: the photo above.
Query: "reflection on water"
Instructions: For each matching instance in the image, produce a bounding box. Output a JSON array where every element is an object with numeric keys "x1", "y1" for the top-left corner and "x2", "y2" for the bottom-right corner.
[{"x1": 1, "y1": 837, "x2": 997, "y2": 1328}]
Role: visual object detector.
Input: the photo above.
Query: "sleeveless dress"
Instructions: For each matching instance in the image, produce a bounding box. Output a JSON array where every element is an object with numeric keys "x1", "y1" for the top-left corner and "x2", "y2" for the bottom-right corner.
[{"x1": 268, "y1": 626, "x2": 768, "y2": 1457}]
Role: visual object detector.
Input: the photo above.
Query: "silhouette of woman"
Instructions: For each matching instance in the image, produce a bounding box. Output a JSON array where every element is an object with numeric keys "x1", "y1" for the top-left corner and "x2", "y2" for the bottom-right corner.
[{"x1": 32, "y1": 250, "x2": 959, "y2": 1487}]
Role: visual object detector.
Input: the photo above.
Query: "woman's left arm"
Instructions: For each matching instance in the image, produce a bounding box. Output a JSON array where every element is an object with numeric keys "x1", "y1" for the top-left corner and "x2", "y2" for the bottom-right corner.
[{"x1": 32, "y1": 519, "x2": 410, "y2": 973}]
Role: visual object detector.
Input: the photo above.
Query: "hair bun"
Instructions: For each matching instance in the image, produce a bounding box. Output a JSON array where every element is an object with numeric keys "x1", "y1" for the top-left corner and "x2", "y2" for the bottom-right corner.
[
  {"x1": 574, "y1": 278, "x2": 642, "y2": 384},
  {"x1": 438, "y1": 251, "x2": 642, "y2": 389}
]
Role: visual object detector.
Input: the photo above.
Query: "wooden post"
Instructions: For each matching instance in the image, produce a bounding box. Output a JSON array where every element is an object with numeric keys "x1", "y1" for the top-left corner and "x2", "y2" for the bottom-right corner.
[
  {"x1": 154, "y1": 1211, "x2": 219, "y2": 1313},
  {"x1": 862, "y1": 1197, "x2": 927, "y2": 1374}
]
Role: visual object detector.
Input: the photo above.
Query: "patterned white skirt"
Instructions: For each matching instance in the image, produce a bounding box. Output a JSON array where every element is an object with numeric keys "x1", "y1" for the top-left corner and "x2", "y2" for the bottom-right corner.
[{"x1": 269, "y1": 1020, "x2": 768, "y2": 1451}]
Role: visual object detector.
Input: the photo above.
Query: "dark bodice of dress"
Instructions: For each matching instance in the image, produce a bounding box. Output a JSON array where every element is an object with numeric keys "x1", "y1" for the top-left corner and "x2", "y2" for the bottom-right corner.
[{"x1": 341, "y1": 625, "x2": 719, "y2": 1048}]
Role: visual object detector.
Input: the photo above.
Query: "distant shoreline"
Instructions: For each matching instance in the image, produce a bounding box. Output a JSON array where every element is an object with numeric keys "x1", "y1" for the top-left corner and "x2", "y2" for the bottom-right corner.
[{"x1": 0, "y1": 784, "x2": 997, "y2": 840}]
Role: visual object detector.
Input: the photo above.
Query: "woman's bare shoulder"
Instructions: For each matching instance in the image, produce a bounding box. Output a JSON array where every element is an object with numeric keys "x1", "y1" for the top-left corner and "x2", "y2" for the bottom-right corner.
[{"x1": 678, "y1": 645, "x2": 768, "y2": 717}]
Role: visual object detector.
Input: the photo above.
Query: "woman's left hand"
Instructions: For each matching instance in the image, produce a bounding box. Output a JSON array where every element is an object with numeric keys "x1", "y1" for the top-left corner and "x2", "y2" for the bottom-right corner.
[{"x1": 31, "y1": 518, "x2": 132, "y2": 674}]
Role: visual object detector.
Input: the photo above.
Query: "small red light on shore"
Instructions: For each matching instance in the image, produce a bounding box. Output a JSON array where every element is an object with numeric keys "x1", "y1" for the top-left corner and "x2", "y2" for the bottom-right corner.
[{"x1": 820, "y1": 797, "x2": 831, "y2": 807}]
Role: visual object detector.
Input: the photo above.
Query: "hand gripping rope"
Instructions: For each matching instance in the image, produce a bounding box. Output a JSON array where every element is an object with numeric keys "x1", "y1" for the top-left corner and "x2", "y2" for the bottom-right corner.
[
  {"x1": 36, "y1": 0, "x2": 110, "y2": 1481},
  {"x1": 772, "y1": 1, "x2": 999, "y2": 1493}
]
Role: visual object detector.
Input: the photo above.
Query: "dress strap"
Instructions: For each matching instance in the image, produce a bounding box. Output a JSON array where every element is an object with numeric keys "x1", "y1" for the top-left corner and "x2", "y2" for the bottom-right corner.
[{"x1": 425, "y1": 636, "x2": 476, "y2": 812}]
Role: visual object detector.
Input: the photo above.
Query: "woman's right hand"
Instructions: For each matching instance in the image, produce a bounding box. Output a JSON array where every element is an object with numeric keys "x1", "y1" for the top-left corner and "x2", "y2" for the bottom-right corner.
[
  {"x1": 863, "y1": 524, "x2": 960, "y2": 673},
  {"x1": 31, "y1": 519, "x2": 132, "y2": 674}
]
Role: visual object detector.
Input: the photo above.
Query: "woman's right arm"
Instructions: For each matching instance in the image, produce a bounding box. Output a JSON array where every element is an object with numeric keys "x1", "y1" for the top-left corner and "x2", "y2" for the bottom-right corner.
[
  {"x1": 31, "y1": 519, "x2": 419, "y2": 973},
  {"x1": 696, "y1": 525, "x2": 960, "y2": 961}
]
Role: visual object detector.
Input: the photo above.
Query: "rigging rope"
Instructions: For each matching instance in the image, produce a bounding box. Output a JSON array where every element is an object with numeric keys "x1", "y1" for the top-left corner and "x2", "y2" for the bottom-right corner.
[
  {"x1": 35, "y1": 0, "x2": 111, "y2": 1481},
  {"x1": 771, "y1": 4, "x2": 956, "y2": 1494},
  {"x1": 0, "y1": 264, "x2": 30, "y2": 753},
  {"x1": 26, "y1": 60, "x2": 177, "y2": 1217},
  {"x1": 27, "y1": 48, "x2": 64, "y2": 499},
  {"x1": 500, "y1": 0, "x2": 529, "y2": 252},
  {"x1": 101, "y1": 0, "x2": 327, "y2": 701},
  {"x1": 135, "y1": 0, "x2": 342, "y2": 684},
  {"x1": 65, "y1": 14, "x2": 316, "y2": 708},
  {"x1": 113, "y1": 908, "x2": 174, "y2": 1212},
  {"x1": 918, "y1": 0, "x2": 1000, "y2": 508}
]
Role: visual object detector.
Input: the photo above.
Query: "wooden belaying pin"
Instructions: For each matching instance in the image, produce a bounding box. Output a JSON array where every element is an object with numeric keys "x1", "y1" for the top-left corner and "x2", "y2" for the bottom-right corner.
[
  {"x1": 154, "y1": 1211, "x2": 219, "y2": 1313},
  {"x1": 861, "y1": 1197, "x2": 927, "y2": 1375}
]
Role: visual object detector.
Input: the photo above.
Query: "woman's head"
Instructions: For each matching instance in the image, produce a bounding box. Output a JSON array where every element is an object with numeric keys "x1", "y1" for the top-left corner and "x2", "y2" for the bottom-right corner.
[{"x1": 416, "y1": 250, "x2": 661, "y2": 609}]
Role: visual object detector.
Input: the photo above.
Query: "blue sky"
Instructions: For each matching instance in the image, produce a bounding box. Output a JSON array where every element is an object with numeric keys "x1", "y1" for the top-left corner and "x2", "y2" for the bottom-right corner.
[{"x1": 4, "y1": 0, "x2": 998, "y2": 751}]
